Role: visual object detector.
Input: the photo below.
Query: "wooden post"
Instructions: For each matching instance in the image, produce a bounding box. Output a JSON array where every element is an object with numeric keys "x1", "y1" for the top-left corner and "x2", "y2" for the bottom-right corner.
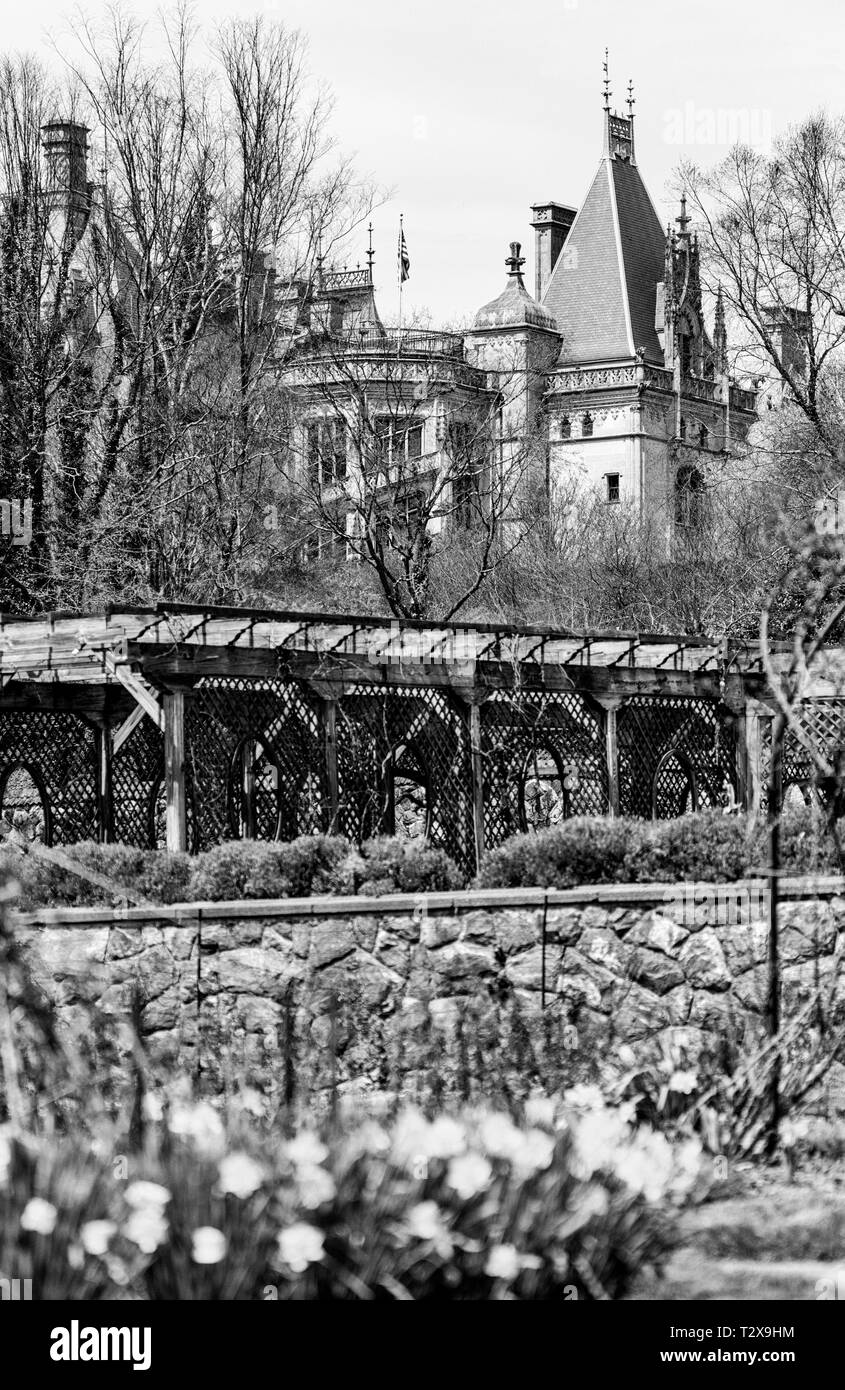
[
  {"x1": 605, "y1": 704, "x2": 620, "y2": 817},
  {"x1": 164, "y1": 690, "x2": 187, "y2": 853},
  {"x1": 94, "y1": 722, "x2": 114, "y2": 844},
  {"x1": 469, "y1": 701, "x2": 485, "y2": 872},
  {"x1": 324, "y1": 699, "x2": 340, "y2": 833},
  {"x1": 742, "y1": 704, "x2": 766, "y2": 816}
]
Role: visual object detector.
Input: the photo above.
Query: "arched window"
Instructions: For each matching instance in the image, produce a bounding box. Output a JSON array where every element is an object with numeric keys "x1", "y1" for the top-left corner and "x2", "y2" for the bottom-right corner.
[
  {"x1": 698, "y1": 424, "x2": 708, "y2": 448},
  {"x1": 0, "y1": 763, "x2": 49, "y2": 846},
  {"x1": 675, "y1": 464, "x2": 705, "y2": 528},
  {"x1": 387, "y1": 743, "x2": 429, "y2": 839},
  {"x1": 227, "y1": 738, "x2": 282, "y2": 841},
  {"x1": 560, "y1": 416, "x2": 571, "y2": 440},
  {"x1": 582, "y1": 413, "x2": 593, "y2": 438},
  {"x1": 520, "y1": 745, "x2": 568, "y2": 832}
]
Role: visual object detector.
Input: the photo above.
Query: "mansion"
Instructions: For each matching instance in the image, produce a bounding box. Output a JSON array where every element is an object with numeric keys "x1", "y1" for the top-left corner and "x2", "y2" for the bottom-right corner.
[
  {"x1": 23, "y1": 92, "x2": 771, "y2": 570},
  {"x1": 278, "y1": 92, "x2": 762, "y2": 557}
]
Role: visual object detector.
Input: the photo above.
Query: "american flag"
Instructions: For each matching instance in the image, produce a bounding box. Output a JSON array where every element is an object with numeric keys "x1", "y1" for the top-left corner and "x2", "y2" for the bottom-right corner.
[{"x1": 398, "y1": 224, "x2": 410, "y2": 283}]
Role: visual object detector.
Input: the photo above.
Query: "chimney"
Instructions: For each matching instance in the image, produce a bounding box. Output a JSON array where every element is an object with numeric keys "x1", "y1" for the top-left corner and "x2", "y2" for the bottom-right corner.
[
  {"x1": 530, "y1": 201, "x2": 577, "y2": 302},
  {"x1": 761, "y1": 305, "x2": 810, "y2": 381},
  {"x1": 41, "y1": 121, "x2": 90, "y2": 230}
]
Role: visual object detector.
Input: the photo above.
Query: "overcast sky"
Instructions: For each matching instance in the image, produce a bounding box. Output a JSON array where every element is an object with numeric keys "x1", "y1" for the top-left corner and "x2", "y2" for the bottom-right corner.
[{"x1": 10, "y1": 0, "x2": 845, "y2": 324}]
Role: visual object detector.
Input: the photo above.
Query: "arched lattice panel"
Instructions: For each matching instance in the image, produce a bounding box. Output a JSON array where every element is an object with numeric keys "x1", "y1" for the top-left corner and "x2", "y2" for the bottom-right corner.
[
  {"x1": 0, "y1": 710, "x2": 97, "y2": 845},
  {"x1": 185, "y1": 678, "x2": 325, "y2": 850},
  {"x1": 617, "y1": 695, "x2": 735, "y2": 819},
  {"x1": 480, "y1": 690, "x2": 608, "y2": 847},
  {"x1": 336, "y1": 685, "x2": 473, "y2": 872},
  {"x1": 652, "y1": 750, "x2": 696, "y2": 818},
  {"x1": 112, "y1": 716, "x2": 165, "y2": 848}
]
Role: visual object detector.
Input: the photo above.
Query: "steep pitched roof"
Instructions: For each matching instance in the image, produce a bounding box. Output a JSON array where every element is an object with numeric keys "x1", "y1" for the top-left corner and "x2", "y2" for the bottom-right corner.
[{"x1": 542, "y1": 142, "x2": 667, "y2": 366}]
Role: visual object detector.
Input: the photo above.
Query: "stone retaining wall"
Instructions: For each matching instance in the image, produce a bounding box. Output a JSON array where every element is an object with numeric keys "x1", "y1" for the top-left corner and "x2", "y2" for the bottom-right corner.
[{"x1": 9, "y1": 879, "x2": 845, "y2": 1101}]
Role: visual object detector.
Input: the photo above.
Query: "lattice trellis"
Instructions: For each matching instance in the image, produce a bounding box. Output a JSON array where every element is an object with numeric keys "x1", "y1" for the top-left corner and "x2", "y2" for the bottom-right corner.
[
  {"x1": 335, "y1": 684, "x2": 474, "y2": 872},
  {"x1": 759, "y1": 699, "x2": 845, "y2": 812},
  {"x1": 480, "y1": 690, "x2": 608, "y2": 848},
  {"x1": 185, "y1": 678, "x2": 326, "y2": 851},
  {"x1": 112, "y1": 715, "x2": 165, "y2": 848},
  {"x1": 0, "y1": 711, "x2": 98, "y2": 845},
  {"x1": 617, "y1": 695, "x2": 735, "y2": 818}
]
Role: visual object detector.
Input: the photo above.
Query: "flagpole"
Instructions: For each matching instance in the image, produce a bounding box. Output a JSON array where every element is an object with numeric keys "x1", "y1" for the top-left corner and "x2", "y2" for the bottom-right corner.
[{"x1": 398, "y1": 211, "x2": 404, "y2": 356}]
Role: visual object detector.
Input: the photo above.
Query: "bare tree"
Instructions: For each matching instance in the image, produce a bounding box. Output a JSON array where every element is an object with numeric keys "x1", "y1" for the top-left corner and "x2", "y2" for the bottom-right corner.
[
  {"x1": 681, "y1": 115, "x2": 845, "y2": 494},
  {"x1": 0, "y1": 7, "x2": 375, "y2": 612}
]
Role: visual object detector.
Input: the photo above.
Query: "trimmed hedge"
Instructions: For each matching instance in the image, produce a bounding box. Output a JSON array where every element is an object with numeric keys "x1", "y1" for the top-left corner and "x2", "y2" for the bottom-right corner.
[
  {"x1": 1, "y1": 833, "x2": 466, "y2": 909},
  {"x1": 343, "y1": 836, "x2": 465, "y2": 896},
  {"x1": 476, "y1": 804, "x2": 844, "y2": 890},
  {"x1": 623, "y1": 812, "x2": 749, "y2": 884},
  {"x1": 0, "y1": 843, "x2": 192, "y2": 910},
  {"x1": 186, "y1": 836, "x2": 350, "y2": 903},
  {"x1": 472, "y1": 817, "x2": 632, "y2": 890},
  {"x1": 2, "y1": 804, "x2": 842, "y2": 908}
]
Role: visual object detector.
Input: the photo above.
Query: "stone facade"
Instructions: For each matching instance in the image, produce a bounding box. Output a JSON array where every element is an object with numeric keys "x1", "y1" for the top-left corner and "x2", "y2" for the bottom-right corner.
[{"x1": 11, "y1": 880, "x2": 845, "y2": 1102}]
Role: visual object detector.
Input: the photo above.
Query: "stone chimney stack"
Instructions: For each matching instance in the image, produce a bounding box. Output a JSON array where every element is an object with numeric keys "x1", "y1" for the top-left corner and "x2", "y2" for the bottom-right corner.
[
  {"x1": 41, "y1": 121, "x2": 91, "y2": 238},
  {"x1": 529, "y1": 202, "x2": 577, "y2": 302}
]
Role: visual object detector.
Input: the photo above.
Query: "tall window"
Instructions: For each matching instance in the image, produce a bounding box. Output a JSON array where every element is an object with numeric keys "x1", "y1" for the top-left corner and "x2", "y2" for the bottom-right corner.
[
  {"x1": 325, "y1": 421, "x2": 347, "y2": 484},
  {"x1": 606, "y1": 473, "x2": 620, "y2": 504},
  {"x1": 374, "y1": 415, "x2": 393, "y2": 465},
  {"x1": 448, "y1": 421, "x2": 471, "y2": 460},
  {"x1": 396, "y1": 420, "x2": 424, "y2": 460},
  {"x1": 306, "y1": 422, "x2": 321, "y2": 484},
  {"x1": 560, "y1": 416, "x2": 571, "y2": 440},
  {"x1": 698, "y1": 423, "x2": 708, "y2": 448},
  {"x1": 372, "y1": 415, "x2": 425, "y2": 466},
  {"x1": 449, "y1": 421, "x2": 484, "y2": 530},
  {"x1": 582, "y1": 413, "x2": 593, "y2": 437},
  {"x1": 675, "y1": 464, "x2": 704, "y2": 528},
  {"x1": 453, "y1": 471, "x2": 479, "y2": 529},
  {"x1": 306, "y1": 420, "x2": 347, "y2": 486},
  {"x1": 374, "y1": 490, "x2": 425, "y2": 544}
]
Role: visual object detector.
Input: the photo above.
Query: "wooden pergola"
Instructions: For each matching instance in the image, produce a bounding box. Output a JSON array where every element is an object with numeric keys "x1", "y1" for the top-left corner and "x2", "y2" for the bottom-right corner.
[{"x1": 0, "y1": 603, "x2": 839, "y2": 873}]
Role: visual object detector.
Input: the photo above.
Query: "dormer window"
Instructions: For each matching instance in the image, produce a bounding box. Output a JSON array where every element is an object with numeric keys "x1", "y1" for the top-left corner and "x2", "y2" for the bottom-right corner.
[{"x1": 582, "y1": 413, "x2": 594, "y2": 438}]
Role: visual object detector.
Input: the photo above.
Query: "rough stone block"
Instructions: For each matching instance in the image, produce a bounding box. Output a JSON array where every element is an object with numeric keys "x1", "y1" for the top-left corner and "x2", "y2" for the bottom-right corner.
[
  {"x1": 309, "y1": 922, "x2": 356, "y2": 969},
  {"x1": 578, "y1": 925, "x2": 631, "y2": 973},
  {"x1": 420, "y1": 915, "x2": 462, "y2": 949},
  {"x1": 679, "y1": 929, "x2": 732, "y2": 991},
  {"x1": 628, "y1": 946, "x2": 686, "y2": 996},
  {"x1": 544, "y1": 907, "x2": 583, "y2": 946},
  {"x1": 505, "y1": 943, "x2": 558, "y2": 990},
  {"x1": 430, "y1": 943, "x2": 496, "y2": 983},
  {"x1": 625, "y1": 911, "x2": 689, "y2": 956}
]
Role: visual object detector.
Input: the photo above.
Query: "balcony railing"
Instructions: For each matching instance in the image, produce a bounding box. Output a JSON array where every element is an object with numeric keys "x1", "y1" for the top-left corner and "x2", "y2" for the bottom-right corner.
[
  {"x1": 320, "y1": 268, "x2": 372, "y2": 290},
  {"x1": 342, "y1": 328, "x2": 467, "y2": 359},
  {"x1": 549, "y1": 363, "x2": 757, "y2": 414}
]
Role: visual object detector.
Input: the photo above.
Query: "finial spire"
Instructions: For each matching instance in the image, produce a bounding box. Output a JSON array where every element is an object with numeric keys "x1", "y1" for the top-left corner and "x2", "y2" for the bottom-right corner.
[
  {"x1": 366, "y1": 221, "x2": 374, "y2": 276},
  {"x1": 676, "y1": 193, "x2": 692, "y2": 240},
  {"x1": 627, "y1": 79, "x2": 635, "y2": 118},
  {"x1": 505, "y1": 241, "x2": 525, "y2": 281},
  {"x1": 602, "y1": 49, "x2": 611, "y2": 111}
]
